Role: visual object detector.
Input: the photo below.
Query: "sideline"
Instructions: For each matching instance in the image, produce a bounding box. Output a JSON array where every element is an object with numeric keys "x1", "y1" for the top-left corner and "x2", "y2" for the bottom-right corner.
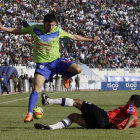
[{"x1": 0, "y1": 97, "x2": 29, "y2": 105}]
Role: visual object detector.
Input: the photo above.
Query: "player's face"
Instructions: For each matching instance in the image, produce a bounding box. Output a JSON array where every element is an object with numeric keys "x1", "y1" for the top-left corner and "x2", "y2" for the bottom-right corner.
[
  {"x1": 44, "y1": 21, "x2": 56, "y2": 33},
  {"x1": 127, "y1": 98, "x2": 134, "y2": 105}
]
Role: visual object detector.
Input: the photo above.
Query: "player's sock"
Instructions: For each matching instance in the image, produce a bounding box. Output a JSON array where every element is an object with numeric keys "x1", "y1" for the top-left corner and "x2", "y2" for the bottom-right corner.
[
  {"x1": 49, "y1": 117, "x2": 72, "y2": 130},
  {"x1": 48, "y1": 98, "x2": 73, "y2": 106},
  {"x1": 28, "y1": 91, "x2": 39, "y2": 114}
]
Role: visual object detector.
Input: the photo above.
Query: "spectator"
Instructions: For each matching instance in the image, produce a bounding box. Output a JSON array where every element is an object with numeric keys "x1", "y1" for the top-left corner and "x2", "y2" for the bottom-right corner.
[
  {"x1": 0, "y1": 1, "x2": 139, "y2": 69},
  {"x1": 1, "y1": 72, "x2": 9, "y2": 94},
  {"x1": 54, "y1": 74, "x2": 60, "y2": 91},
  {"x1": 29, "y1": 75, "x2": 34, "y2": 92},
  {"x1": 49, "y1": 77, "x2": 54, "y2": 92},
  {"x1": 18, "y1": 75, "x2": 23, "y2": 92},
  {"x1": 75, "y1": 75, "x2": 80, "y2": 91},
  {"x1": 13, "y1": 76, "x2": 18, "y2": 92}
]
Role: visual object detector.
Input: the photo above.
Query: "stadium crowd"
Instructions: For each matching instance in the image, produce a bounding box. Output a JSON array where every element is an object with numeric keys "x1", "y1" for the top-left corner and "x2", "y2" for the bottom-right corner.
[{"x1": 0, "y1": 0, "x2": 140, "y2": 68}]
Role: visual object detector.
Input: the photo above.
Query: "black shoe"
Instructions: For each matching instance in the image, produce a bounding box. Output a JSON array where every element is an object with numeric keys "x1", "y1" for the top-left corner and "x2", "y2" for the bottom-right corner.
[
  {"x1": 41, "y1": 93, "x2": 49, "y2": 105},
  {"x1": 34, "y1": 123, "x2": 51, "y2": 130}
]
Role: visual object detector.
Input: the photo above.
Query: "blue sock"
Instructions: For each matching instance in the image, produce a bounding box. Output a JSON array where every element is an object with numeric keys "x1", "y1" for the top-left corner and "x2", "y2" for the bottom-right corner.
[{"x1": 28, "y1": 91, "x2": 39, "y2": 114}]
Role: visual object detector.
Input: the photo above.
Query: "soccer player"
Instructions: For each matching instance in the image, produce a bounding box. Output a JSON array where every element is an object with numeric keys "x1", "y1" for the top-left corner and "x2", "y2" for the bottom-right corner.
[
  {"x1": 34, "y1": 93, "x2": 140, "y2": 130},
  {"x1": 0, "y1": 13, "x2": 98, "y2": 122}
]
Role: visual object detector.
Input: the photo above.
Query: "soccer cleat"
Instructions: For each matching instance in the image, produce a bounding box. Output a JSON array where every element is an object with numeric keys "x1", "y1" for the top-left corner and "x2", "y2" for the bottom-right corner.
[
  {"x1": 34, "y1": 123, "x2": 51, "y2": 130},
  {"x1": 41, "y1": 93, "x2": 49, "y2": 105},
  {"x1": 24, "y1": 113, "x2": 33, "y2": 122},
  {"x1": 63, "y1": 77, "x2": 70, "y2": 89}
]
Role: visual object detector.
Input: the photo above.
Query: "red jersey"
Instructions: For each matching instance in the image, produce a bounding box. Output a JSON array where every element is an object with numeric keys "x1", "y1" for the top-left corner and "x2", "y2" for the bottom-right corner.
[{"x1": 108, "y1": 104, "x2": 138, "y2": 129}]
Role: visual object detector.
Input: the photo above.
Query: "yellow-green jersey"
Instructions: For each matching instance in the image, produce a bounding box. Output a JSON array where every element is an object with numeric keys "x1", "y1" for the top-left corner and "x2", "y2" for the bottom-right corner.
[{"x1": 22, "y1": 25, "x2": 71, "y2": 63}]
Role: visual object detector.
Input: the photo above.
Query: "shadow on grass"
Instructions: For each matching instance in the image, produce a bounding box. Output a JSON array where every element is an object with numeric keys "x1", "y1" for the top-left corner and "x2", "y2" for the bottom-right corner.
[
  {"x1": 67, "y1": 127, "x2": 85, "y2": 130},
  {"x1": 67, "y1": 127, "x2": 117, "y2": 130}
]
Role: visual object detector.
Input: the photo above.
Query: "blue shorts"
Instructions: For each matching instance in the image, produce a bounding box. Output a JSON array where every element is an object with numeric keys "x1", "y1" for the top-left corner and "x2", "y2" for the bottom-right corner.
[{"x1": 35, "y1": 58, "x2": 76, "y2": 81}]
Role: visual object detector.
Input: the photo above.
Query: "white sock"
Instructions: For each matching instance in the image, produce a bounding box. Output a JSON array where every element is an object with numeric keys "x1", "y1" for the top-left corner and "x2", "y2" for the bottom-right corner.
[
  {"x1": 48, "y1": 98, "x2": 62, "y2": 104},
  {"x1": 47, "y1": 98, "x2": 73, "y2": 106},
  {"x1": 49, "y1": 118, "x2": 72, "y2": 130}
]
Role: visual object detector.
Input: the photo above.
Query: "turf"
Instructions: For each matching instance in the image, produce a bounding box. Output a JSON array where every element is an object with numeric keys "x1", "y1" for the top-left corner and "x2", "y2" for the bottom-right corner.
[{"x1": 0, "y1": 90, "x2": 140, "y2": 140}]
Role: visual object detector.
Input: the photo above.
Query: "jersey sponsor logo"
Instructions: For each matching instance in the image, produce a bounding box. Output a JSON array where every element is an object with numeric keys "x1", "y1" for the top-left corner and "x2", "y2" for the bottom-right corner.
[
  {"x1": 115, "y1": 116, "x2": 128, "y2": 122},
  {"x1": 33, "y1": 26, "x2": 59, "y2": 42},
  {"x1": 107, "y1": 82, "x2": 119, "y2": 90},
  {"x1": 36, "y1": 46, "x2": 52, "y2": 51},
  {"x1": 37, "y1": 42, "x2": 52, "y2": 47}
]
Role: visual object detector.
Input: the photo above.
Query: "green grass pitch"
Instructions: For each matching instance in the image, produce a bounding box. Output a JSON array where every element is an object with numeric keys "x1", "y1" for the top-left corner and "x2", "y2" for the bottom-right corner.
[{"x1": 0, "y1": 90, "x2": 140, "y2": 140}]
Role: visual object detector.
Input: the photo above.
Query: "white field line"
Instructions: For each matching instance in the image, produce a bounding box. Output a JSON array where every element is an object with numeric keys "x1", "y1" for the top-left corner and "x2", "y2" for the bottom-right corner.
[
  {"x1": 0, "y1": 97, "x2": 29, "y2": 105},
  {"x1": 0, "y1": 91, "x2": 59, "y2": 105}
]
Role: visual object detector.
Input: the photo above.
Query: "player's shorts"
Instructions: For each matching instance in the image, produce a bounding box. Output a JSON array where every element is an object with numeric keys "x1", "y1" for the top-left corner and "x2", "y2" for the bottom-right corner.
[
  {"x1": 81, "y1": 101, "x2": 110, "y2": 129},
  {"x1": 35, "y1": 58, "x2": 76, "y2": 81}
]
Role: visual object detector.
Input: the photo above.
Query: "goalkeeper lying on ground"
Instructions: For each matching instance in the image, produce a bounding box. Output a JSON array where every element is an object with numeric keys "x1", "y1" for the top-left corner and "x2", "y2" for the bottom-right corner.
[{"x1": 34, "y1": 93, "x2": 140, "y2": 130}]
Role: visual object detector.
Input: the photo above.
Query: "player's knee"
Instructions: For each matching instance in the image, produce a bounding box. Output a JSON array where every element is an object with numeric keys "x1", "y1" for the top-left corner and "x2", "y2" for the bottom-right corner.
[
  {"x1": 75, "y1": 67, "x2": 82, "y2": 74},
  {"x1": 68, "y1": 113, "x2": 78, "y2": 122},
  {"x1": 33, "y1": 84, "x2": 42, "y2": 92},
  {"x1": 73, "y1": 99, "x2": 83, "y2": 107}
]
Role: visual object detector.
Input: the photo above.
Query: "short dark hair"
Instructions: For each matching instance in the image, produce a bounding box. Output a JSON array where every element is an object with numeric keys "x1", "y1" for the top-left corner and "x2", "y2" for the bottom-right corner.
[
  {"x1": 43, "y1": 13, "x2": 57, "y2": 23},
  {"x1": 130, "y1": 94, "x2": 140, "y2": 108}
]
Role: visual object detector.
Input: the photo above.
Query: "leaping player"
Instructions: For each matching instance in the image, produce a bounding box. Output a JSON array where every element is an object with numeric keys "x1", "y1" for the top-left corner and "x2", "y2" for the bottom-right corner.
[{"x1": 0, "y1": 13, "x2": 98, "y2": 122}]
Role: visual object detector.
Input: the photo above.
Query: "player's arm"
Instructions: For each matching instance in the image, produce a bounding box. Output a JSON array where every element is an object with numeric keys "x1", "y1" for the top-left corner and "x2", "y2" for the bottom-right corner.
[
  {"x1": 0, "y1": 23, "x2": 23, "y2": 35},
  {"x1": 122, "y1": 114, "x2": 136, "y2": 130},
  {"x1": 70, "y1": 34, "x2": 98, "y2": 43}
]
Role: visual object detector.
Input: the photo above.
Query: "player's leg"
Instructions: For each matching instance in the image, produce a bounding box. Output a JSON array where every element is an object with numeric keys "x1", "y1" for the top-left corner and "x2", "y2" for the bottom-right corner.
[
  {"x1": 41, "y1": 93, "x2": 83, "y2": 110},
  {"x1": 24, "y1": 73, "x2": 46, "y2": 122},
  {"x1": 41, "y1": 93, "x2": 74, "y2": 106},
  {"x1": 1, "y1": 84, "x2": 4, "y2": 94},
  {"x1": 66, "y1": 63, "x2": 82, "y2": 74},
  {"x1": 56, "y1": 58, "x2": 81, "y2": 89},
  {"x1": 5, "y1": 84, "x2": 9, "y2": 94},
  {"x1": 78, "y1": 83, "x2": 80, "y2": 91},
  {"x1": 34, "y1": 113, "x2": 86, "y2": 130},
  {"x1": 63, "y1": 63, "x2": 82, "y2": 89},
  {"x1": 68, "y1": 113, "x2": 86, "y2": 127}
]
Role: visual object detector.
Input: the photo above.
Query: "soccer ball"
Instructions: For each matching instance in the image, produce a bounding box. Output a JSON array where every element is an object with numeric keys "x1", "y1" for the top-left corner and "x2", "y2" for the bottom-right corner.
[{"x1": 33, "y1": 106, "x2": 43, "y2": 119}]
